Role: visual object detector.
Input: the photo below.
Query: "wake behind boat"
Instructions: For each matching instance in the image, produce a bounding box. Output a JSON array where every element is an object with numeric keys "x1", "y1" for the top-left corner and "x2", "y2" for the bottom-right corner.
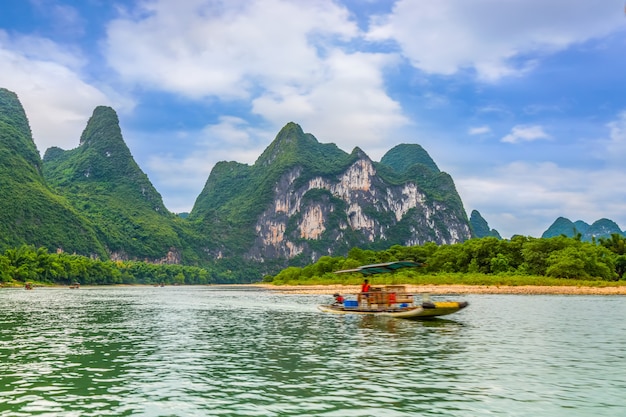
[{"x1": 318, "y1": 261, "x2": 468, "y2": 320}]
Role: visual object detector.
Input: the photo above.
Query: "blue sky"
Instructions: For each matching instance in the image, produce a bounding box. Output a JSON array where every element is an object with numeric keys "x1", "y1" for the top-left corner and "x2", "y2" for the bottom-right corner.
[{"x1": 1, "y1": 0, "x2": 626, "y2": 238}]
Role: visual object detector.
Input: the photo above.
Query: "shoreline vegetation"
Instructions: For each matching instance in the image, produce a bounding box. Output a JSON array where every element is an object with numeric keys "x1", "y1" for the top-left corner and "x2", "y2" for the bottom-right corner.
[
  {"x1": 255, "y1": 283, "x2": 626, "y2": 295},
  {"x1": 3, "y1": 281, "x2": 625, "y2": 295}
]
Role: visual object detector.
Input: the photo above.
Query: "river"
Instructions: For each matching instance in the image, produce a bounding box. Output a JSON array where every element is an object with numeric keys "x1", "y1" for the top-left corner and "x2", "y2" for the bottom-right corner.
[{"x1": 1, "y1": 286, "x2": 624, "y2": 416}]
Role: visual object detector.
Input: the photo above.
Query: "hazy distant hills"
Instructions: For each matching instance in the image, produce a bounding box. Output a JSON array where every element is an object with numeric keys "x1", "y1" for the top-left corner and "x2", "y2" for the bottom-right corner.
[{"x1": 542, "y1": 217, "x2": 625, "y2": 241}]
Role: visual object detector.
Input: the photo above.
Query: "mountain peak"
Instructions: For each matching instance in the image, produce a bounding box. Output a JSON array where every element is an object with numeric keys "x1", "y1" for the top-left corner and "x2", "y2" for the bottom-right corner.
[
  {"x1": 79, "y1": 106, "x2": 122, "y2": 147},
  {"x1": 0, "y1": 88, "x2": 41, "y2": 172},
  {"x1": 256, "y1": 122, "x2": 315, "y2": 167},
  {"x1": 469, "y1": 209, "x2": 501, "y2": 239},
  {"x1": 350, "y1": 146, "x2": 369, "y2": 160},
  {"x1": 380, "y1": 143, "x2": 440, "y2": 174},
  {"x1": 0, "y1": 87, "x2": 105, "y2": 255},
  {"x1": 542, "y1": 217, "x2": 577, "y2": 238},
  {"x1": 0, "y1": 88, "x2": 32, "y2": 139}
]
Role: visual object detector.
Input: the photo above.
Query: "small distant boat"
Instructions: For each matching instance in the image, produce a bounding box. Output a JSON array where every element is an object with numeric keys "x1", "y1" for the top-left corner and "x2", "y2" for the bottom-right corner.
[
  {"x1": 318, "y1": 261, "x2": 468, "y2": 320},
  {"x1": 69, "y1": 282, "x2": 80, "y2": 289},
  {"x1": 25, "y1": 282, "x2": 34, "y2": 290}
]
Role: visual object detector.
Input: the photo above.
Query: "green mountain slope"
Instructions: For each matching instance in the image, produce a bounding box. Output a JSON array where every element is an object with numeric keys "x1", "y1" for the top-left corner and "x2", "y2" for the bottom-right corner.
[
  {"x1": 191, "y1": 122, "x2": 471, "y2": 265},
  {"x1": 190, "y1": 122, "x2": 357, "y2": 257},
  {"x1": 585, "y1": 218, "x2": 623, "y2": 240},
  {"x1": 1, "y1": 90, "x2": 474, "y2": 275},
  {"x1": 43, "y1": 106, "x2": 184, "y2": 260},
  {"x1": 469, "y1": 210, "x2": 502, "y2": 239},
  {"x1": 0, "y1": 88, "x2": 105, "y2": 255}
]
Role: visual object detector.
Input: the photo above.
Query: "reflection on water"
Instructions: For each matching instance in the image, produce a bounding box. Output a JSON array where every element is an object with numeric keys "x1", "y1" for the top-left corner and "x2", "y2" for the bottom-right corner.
[{"x1": 0, "y1": 287, "x2": 625, "y2": 416}]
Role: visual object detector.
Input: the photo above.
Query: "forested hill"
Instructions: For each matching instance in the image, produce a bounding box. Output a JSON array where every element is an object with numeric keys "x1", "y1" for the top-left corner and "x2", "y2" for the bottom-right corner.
[
  {"x1": 2, "y1": 87, "x2": 474, "y2": 279},
  {"x1": 0, "y1": 88, "x2": 105, "y2": 255},
  {"x1": 43, "y1": 106, "x2": 189, "y2": 262},
  {"x1": 190, "y1": 122, "x2": 472, "y2": 265}
]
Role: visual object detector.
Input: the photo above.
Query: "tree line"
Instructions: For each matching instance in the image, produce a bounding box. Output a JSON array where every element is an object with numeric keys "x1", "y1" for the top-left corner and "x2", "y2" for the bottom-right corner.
[
  {"x1": 4, "y1": 234, "x2": 626, "y2": 286},
  {"x1": 0, "y1": 245, "x2": 214, "y2": 286},
  {"x1": 269, "y1": 234, "x2": 626, "y2": 283}
]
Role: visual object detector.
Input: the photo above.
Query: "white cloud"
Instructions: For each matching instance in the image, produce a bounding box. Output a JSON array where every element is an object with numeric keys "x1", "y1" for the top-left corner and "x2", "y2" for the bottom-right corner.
[
  {"x1": 105, "y1": 0, "x2": 357, "y2": 99},
  {"x1": 0, "y1": 31, "x2": 133, "y2": 153},
  {"x1": 252, "y1": 50, "x2": 408, "y2": 150},
  {"x1": 468, "y1": 126, "x2": 491, "y2": 135},
  {"x1": 104, "y1": 0, "x2": 409, "y2": 152},
  {"x1": 501, "y1": 125, "x2": 550, "y2": 144},
  {"x1": 367, "y1": 0, "x2": 625, "y2": 81}
]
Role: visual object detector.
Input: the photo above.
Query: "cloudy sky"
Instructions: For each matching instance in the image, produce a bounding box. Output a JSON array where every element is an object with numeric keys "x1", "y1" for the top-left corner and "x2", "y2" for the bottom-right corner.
[{"x1": 1, "y1": 0, "x2": 626, "y2": 238}]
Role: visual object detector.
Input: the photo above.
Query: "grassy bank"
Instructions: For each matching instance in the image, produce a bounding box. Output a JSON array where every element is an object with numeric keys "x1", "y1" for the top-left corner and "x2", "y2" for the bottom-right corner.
[{"x1": 268, "y1": 273, "x2": 626, "y2": 288}]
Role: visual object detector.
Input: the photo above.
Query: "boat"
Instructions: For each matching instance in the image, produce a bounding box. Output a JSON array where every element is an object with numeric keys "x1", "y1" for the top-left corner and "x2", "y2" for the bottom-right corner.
[
  {"x1": 318, "y1": 285, "x2": 468, "y2": 319},
  {"x1": 318, "y1": 261, "x2": 468, "y2": 319}
]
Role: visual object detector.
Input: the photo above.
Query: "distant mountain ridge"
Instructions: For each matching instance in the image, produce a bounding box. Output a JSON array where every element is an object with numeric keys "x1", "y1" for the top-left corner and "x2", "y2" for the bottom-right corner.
[{"x1": 542, "y1": 217, "x2": 624, "y2": 241}]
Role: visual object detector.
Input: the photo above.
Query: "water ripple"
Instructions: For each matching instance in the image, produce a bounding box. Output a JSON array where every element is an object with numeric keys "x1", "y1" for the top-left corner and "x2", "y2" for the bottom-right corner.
[{"x1": 1, "y1": 288, "x2": 625, "y2": 416}]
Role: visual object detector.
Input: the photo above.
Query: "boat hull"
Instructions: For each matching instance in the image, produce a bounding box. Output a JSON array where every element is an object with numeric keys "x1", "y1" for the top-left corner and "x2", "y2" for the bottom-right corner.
[{"x1": 318, "y1": 301, "x2": 468, "y2": 320}]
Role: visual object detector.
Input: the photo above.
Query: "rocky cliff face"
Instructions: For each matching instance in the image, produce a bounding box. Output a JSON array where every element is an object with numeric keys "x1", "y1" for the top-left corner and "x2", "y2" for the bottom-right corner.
[{"x1": 229, "y1": 129, "x2": 473, "y2": 263}]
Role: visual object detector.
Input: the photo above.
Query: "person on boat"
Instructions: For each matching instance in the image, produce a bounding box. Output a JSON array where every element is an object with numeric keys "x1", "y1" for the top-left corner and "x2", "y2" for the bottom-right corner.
[
  {"x1": 358, "y1": 279, "x2": 371, "y2": 306},
  {"x1": 361, "y1": 279, "x2": 371, "y2": 295},
  {"x1": 333, "y1": 293, "x2": 345, "y2": 305}
]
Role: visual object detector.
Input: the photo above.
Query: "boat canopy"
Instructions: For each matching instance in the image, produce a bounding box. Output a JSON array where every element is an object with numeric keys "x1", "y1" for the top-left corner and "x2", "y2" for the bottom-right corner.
[{"x1": 334, "y1": 261, "x2": 424, "y2": 275}]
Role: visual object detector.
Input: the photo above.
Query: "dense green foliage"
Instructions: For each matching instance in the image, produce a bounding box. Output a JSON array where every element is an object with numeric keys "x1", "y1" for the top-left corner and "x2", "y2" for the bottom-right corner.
[
  {"x1": 268, "y1": 235, "x2": 626, "y2": 285},
  {"x1": 42, "y1": 106, "x2": 188, "y2": 260},
  {"x1": 0, "y1": 89, "x2": 106, "y2": 256},
  {"x1": 0, "y1": 244, "x2": 216, "y2": 286}
]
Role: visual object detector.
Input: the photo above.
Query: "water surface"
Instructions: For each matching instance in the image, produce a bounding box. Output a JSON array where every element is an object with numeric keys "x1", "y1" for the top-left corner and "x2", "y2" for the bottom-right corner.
[{"x1": 1, "y1": 287, "x2": 624, "y2": 416}]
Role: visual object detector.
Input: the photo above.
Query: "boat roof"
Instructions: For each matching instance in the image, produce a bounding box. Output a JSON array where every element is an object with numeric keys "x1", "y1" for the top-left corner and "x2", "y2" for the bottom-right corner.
[{"x1": 334, "y1": 261, "x2": 424, "y2": 275}]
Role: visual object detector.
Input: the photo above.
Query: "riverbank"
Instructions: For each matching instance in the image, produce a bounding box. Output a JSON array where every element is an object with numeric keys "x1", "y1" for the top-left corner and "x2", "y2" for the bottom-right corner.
[{"x1": 255, "y1": 283, "x2": 626, "y2": 295}]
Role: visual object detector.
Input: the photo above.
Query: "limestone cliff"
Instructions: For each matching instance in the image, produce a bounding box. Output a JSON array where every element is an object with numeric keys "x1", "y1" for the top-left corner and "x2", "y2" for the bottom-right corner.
[{"x1": 191, "y1": 122, "x2": 472, "y2": 264}]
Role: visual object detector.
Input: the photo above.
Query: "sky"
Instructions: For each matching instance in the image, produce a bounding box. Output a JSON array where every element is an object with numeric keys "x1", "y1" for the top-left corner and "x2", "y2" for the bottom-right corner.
[{"x1": 1, "y1": 0, "x2": 626, "y2": 238}]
